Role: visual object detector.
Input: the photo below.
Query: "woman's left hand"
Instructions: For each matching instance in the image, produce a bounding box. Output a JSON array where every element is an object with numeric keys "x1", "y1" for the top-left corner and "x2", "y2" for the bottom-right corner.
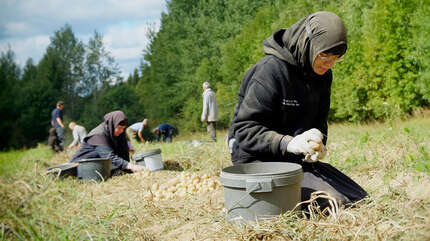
[
  {"x1": 126, "y1": 163, "x2": 146, "y2": 172},
  {"x1": 304, "y1": 144, "x2": 327, "y2": 162}
]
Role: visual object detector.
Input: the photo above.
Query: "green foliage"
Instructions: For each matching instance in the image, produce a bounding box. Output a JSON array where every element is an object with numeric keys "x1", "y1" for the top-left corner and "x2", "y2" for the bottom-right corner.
[
  {"x1": 126, "y1": 68, "x2": 140, "y2": 87},
  {"x1": 145, "y1": 0, "x2": 430, "y2": 130},
  {"x1": 0, "y1": 25, "x2": 128, "y2": 149},
  {"x1": 411, "y1": 0, "x2": 430, "y2": 102},
  {"x1": 139, "y1": 0, "x2": 430, "y2": 132},
  {"x1": 79, "y1": 83, "x2": 144, "y2": 129},
  {"x1": 217, "y1": 4, "x2": 281, "y2": 125},
  {"x1": 331, "y1": 0, "x2": 428, "y2": 121},
  {"x1": 0, "y1": 48, "x2": 21, "y2": 149},
  {"x1": 180, "y1": 98, "x2": 205, "y2": 131},
  {"x1": 43, "y1": 24, "x2": 86, "y2": 119},
  {"x1": 80, "y1": 30, "x2": 122, "y2": 97},
  {"x1": 414, "y1": 146, "x2": 430, "y2": 173},
  {"x1": 140, "y1": 0, "x2": 271, "y2": 130},
  {"x1": 13, "y1": 58, "x2": 60, "y2": 148}
]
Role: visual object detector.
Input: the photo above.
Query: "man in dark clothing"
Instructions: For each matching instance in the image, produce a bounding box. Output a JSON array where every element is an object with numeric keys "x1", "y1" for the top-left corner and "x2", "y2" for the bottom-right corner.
[
  {"x1": 228, "y1": 11, "x2": 367, "y2": 210},
  {"x1": 153, "y1": 123, "x2": 175, "y2": 143},
  {"x1": 51, "y1": 101, "x2": 65, "y2": 149},
  {"x1": 48, "y1": 127, "x2": 63, "y2": 152}
]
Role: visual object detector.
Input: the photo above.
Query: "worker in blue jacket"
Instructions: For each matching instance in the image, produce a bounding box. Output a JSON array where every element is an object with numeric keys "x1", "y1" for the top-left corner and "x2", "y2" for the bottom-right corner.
[{"x1": 153, "y1": 123, "x2": 175, "y2": 143}]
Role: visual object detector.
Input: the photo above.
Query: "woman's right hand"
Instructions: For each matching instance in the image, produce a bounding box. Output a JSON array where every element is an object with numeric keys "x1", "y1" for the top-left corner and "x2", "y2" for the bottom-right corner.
[
  {"x1": 126, "y1": 163, "x2": 146, "y2": 172},
  {"x1": 286, "y1": 128, "x2": 323, "y2": 155}
]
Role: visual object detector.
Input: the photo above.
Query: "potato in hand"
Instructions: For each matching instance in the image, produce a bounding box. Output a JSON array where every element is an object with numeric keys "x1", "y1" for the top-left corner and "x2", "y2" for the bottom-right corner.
[{"x1": 308, "y1": 140, "x2": 322, "y2": 151}]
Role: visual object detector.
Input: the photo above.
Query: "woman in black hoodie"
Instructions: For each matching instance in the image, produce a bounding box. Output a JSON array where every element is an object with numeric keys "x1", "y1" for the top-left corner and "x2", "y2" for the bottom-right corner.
[
  {"x1": 228, "y1": 11, "x2": 367, "y2": 209},
  {"x1": 70, "y1": 110, "x2": 145, "y2": 176}
]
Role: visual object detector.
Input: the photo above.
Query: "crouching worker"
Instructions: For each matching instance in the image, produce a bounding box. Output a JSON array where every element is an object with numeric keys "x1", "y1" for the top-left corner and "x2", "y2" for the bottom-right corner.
[
  {"x1": 153, "y1": 123, "x2": 175, "y2": 143},
  {"x1": 67, "y1": 122, "x2": 87, "y2": 150},
  {"x1": 69, "y1": 111, "x2": 145, "y2": 176}
]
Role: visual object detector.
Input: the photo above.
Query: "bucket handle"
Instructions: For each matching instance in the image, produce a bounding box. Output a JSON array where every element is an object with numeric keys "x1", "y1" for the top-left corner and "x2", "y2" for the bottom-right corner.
[
  {"x1": 246, "y1": 178, "x2": 273, "y2": 193},
  {"x1": 225, "y1": 178, "x2": 273, "y2": 215},
  {"x1": 95, "y1": 170, "x2": 105, "y2": 182}
]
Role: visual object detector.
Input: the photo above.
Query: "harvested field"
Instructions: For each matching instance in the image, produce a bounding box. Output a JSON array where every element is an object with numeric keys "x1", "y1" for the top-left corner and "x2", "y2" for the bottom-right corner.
[{"x1": 1, "y1": 114, "x2": 430, "y2": 240}]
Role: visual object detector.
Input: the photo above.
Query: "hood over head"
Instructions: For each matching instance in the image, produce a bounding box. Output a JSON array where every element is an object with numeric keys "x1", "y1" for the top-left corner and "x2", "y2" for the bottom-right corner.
[
  {"x1": 85, "y1": 110, "x2": 129, "y2": 161},
  {"x1": 263, "y1": 11, "x2": 347, "y2": 72},
  {"x1": 102, "y1": 111, "x2": 128, "y2": 138}
]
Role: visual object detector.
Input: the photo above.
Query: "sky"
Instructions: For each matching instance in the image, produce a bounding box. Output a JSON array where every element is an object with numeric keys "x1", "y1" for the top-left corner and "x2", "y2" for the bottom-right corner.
[{"x1": 0, "y1": 0, "x2": 166, "y2": 78}]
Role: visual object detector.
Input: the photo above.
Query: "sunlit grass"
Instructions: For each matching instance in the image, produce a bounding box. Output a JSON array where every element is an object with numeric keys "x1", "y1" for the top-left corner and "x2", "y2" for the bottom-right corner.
[{"x1": 0, "y1": 144, "x2": 54, "y2": 178}]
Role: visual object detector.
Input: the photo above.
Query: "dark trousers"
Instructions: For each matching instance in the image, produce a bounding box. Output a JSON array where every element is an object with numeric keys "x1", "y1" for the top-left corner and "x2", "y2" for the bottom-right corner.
[
  {"x1": 156, "y1": 129, "x2": 173, "y2": 143},
  {"x1": 207, "y1": 122, "x2": 216, "y2": 141},
  {"x1": 55, "y1": 126, "x2": 65, "y2": 148}
]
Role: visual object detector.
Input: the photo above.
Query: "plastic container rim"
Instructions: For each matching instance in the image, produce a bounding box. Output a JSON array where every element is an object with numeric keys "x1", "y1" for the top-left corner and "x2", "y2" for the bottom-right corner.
[
  {"x1": 45, "y1": 162, "x2": 79, "y2": 171},
  {"x1": 76, "y1": 158, "x2": 112, "y2": 163}
]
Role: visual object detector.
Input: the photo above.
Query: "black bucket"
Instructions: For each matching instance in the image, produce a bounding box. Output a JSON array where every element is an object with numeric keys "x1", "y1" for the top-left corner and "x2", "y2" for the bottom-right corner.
[
  {"x1": 45, "y1": 163, "x2": 79, "y2": 178},
  {"x1": 76, "y1": 158, "x2": 112, "y2": 182}
]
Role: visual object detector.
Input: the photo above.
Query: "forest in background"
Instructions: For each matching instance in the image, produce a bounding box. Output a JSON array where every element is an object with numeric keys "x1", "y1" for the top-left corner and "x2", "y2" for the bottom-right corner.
[{"x1": 1, "y1": 0, "x2": 429, "y2": 150}]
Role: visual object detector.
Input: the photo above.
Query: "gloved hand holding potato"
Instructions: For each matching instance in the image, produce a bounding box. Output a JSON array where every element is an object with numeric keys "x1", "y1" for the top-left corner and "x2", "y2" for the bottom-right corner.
[
  {"x1": 304, "y1": 141, "x2": 327, "y2": 162},
  {"x1": 286, "y1": 128, "x2": 327, "y2": 162},
  {"x1": 126, "y1": 163, "x2": 146, "y2": 172}
]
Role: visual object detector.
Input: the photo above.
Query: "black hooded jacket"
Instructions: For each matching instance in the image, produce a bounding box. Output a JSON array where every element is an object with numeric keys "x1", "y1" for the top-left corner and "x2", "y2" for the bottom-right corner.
[{"x1": 229, "y1": 11, "x2": 347, "y2": 164}]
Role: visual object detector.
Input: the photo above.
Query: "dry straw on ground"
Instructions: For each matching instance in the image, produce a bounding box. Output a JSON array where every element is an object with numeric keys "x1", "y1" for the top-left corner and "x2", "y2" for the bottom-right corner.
[{"x1": 1, "y1": 114, "x2": 430, "y2": 240}]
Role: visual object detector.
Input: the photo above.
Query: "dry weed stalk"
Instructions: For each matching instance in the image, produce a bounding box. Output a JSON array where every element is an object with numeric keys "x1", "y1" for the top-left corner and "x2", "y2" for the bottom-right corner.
[
  {"x1": 293, "y1": 191, "x2": 339, "y2": 220},
  {"x1": 14, "y1": 180, "x2": 33, "y2": 193},
  {"x1": 43, "y1": 167, "x2": 62, "y2": 179}
]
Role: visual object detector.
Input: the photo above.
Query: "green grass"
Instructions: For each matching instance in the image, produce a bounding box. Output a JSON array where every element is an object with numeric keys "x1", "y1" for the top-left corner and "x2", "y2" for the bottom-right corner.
[
  {"x1": 0, "y1": 144, "x2": 54, "y2": 178},
  {"x1": 0, "y1": 113, "x2": 429, "y2": 240}
]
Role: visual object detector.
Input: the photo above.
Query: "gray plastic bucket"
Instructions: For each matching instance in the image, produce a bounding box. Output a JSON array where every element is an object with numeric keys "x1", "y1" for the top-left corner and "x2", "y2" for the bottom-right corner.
[
  {"x1": 220, "y1": 162, "x2": 303, "y2": 222},
  {"x1": 132, "y1": 149, "x2": 163, "y2": 172},
  {"x1": 76, "y1": 158, "x2": 112, "y2": 182},
  {"x1": 45, "y1": 162, "x2": 79, "y2": 178}
]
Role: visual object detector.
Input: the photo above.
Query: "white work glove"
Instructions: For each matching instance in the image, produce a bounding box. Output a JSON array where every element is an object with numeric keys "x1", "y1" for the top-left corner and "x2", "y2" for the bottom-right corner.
[
  {"x1": 228, "y1": 138, "x2": 235, "y2": 154},
  {"x1": 304, "y1": 142, "x2": 327, "y2": 163},
  {"x1": 286, "y1": 128, "x2": 324, "y2": 156},
  {"x1": 126, "y1": 163, "x2": 146, "y2": 172}
]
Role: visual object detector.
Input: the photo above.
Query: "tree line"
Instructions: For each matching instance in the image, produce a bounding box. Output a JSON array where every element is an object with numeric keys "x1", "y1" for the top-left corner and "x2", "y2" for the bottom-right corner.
[
  {"x1": 1, "y1": 0, "x2": 429, "y2": 150},
  {"x1": 0, "y1": 25, "x2": 144, "y2": 149}
]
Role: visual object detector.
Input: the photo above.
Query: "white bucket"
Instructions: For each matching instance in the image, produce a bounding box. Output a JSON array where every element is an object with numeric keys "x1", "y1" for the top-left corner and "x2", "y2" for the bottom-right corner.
[{"x1": 132, "y1": 149, "x2": 163, "y2": 172}]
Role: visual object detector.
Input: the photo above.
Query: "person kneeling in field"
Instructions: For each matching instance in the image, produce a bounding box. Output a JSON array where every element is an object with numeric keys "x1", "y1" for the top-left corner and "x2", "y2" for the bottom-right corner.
[
  {"x1": 228, "y1": 11, "x2": 367, "y2": 211},
  {"x1": 153, "y1": 123, "x2": 176, "y2": 143},
  {"x1": 69, "y1": 110, "x2": 145, "y2": 176},
  {"x1": 67, "y1": 122, "x2": 87, "y2": 150}
]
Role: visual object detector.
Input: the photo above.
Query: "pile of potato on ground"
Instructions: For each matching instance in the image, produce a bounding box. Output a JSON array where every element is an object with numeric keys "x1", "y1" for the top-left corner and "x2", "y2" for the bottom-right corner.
[{"x1": 149, "y1": 172, "x2": 221, "y2": 200}]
